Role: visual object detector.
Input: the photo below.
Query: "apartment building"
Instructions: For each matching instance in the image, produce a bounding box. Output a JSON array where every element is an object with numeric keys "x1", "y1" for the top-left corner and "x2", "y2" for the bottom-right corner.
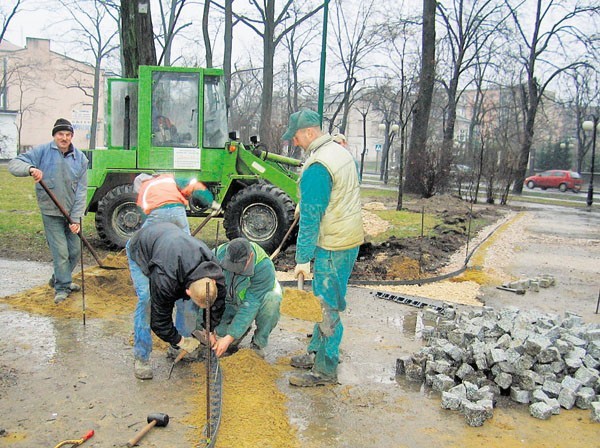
[{"x1": 0, "y1": 37, "x2": 106, "y2": 158}]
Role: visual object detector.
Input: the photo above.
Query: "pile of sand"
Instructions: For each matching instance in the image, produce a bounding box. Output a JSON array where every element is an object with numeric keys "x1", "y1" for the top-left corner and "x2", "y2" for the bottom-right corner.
[
  {"x1": 361, "y1": 209, "x2": 390, "y2": 236},
  {"x1": 184, "y1": 349, "x2": 299, "y2": 448}
]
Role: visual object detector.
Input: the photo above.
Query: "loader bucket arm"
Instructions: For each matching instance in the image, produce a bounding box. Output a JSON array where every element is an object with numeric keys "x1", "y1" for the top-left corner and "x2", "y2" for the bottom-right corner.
[{"x1": 235, "y1": 144, "x2": 301, "y2": 203}]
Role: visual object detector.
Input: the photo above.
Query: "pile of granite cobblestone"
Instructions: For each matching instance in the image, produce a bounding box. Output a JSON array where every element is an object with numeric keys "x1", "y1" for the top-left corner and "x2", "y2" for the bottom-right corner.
[{"x1": 396, "y1": 305, "x2": 600, "y2": 426}]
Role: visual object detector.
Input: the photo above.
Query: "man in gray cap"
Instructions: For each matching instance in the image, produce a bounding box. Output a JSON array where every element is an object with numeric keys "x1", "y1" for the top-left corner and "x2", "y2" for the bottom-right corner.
[
  {"x1": 282, "y1": 109, "x2": 364, "y2": 386},
  {"x1": 9, "y1": 118, "x2": 88, "y2": 304},
  {"x1": 213, "y1": 237, "x2": 282, "y2": 358}
]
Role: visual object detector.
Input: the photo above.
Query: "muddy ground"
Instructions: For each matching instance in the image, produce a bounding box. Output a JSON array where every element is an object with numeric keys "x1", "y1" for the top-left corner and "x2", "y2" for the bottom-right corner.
[{"x1": 1, "y1": 200, "x2": 599, "y2": 447}]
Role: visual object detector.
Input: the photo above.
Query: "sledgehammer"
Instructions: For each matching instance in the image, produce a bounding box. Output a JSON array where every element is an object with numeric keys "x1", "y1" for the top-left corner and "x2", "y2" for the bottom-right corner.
[{"x1": 126, "y1": 413, "x2": 169, "y2": 447}]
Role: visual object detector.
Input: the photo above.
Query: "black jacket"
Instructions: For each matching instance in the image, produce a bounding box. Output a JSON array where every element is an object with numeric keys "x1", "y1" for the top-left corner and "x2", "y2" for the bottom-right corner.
[{"x1": 128, "y1": 222, "x2": 226, "y2": 345}]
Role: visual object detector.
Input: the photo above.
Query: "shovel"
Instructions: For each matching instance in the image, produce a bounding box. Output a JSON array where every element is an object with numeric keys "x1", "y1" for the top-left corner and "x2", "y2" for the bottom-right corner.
[
  {"x1": 269, "y1": 214, "x2": 299, "y2": 260},
  {"x1": 191, "y1": 207, "x2": 221, "y2": 237},
  {"x1": 38, "y1": 179, "x2": 125, "y2": 270},
  {"x1": 297, "y1": 272, "x2": 304, "y2": 290}
]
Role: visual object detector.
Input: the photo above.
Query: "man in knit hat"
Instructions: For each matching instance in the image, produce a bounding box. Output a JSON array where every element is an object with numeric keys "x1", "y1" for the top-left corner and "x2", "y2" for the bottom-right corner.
[{"x1": 9, "y1": 118, "x2": 88, "y2": 305}]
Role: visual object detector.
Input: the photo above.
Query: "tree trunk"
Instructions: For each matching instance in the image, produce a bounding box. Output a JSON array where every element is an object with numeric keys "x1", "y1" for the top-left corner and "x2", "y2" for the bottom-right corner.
[
  {"x1": 513, "y1": 75, "x2": 539, "y2": 194},
  {"x1": 439, "y1": 73, "x2": 459, "y2": 192},
  {"x1": 405, "y1": 0, "x2": 436, "y2": 196},
  {"x1": 259, "y1": 1, "x2": 275, "y2": 149},
  {"x1": 89, "y1": 56, "x2": 102, "y2": 150},
  {"x1": 121, "y1": 0, "x2": 156, "y2": 78}
]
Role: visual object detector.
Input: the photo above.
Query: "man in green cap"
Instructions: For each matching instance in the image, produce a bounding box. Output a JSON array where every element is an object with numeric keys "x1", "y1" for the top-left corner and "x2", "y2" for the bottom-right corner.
[
  {"x1": 282, "y1": 109, "x2": 364, "y2": 387},
  {"x1": 213, "y1": 237, "x2": 282, "y2": 358}
]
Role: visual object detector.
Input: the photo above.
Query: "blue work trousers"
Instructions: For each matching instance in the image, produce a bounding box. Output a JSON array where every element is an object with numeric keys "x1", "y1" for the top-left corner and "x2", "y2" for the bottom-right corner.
[
  {"x1": 42, "y1": 214, "x2": 80, "y2": 293},
  {"x1": 307, "y1": 246, "x2": 359, "y2": 377},
  {"x1": 141, "y1": 203, "x2": 196, "y2": 334},
  {"x1": 143, "y1": 204, "x2": 190, "y2": 234}
]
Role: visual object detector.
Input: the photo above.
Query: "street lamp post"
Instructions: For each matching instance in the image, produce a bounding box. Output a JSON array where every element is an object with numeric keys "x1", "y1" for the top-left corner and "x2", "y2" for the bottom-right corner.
[
  {"x1": 582, "y1": 116, "x2": 598, "y2": 209},
  {"x1": 378, "y1": 123, "x2": 399, "y2": 184}
]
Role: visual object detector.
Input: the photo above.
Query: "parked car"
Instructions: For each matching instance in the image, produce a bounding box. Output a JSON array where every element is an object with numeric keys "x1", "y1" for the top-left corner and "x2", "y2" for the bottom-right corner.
[{"x1": 524, "y1": 170, "x2": 583, "y2": 192}]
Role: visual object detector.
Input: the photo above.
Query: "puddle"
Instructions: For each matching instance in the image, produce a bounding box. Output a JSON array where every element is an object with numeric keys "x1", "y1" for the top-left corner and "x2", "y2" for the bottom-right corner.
[
  {"x1": 0, "y1": 310, "x2": 57, "y2": 367},
  {"x1": 0, "y1": 309, "x2": 132, "y2": 371}
]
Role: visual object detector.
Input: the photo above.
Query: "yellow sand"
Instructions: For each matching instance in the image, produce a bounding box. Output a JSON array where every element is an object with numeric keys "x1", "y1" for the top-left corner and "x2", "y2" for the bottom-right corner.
[
  {"x1": 184, "y1": 349, "x2": 299, "y2": 448},
  {"x1": 281, "y1": 288, "x2": 322, "y2": 322}
]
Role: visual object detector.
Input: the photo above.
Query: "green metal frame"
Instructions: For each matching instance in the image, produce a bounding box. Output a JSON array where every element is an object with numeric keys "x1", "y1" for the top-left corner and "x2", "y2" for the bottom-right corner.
[{"x1": 85, "y1": 65, "x2": 300, "y2": 215}]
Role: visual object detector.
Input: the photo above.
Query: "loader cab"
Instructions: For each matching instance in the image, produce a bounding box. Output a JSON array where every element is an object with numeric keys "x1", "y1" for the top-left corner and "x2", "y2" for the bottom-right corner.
[
  {"x1": 107, "y1": 66, "x2": 228, "y2": 169},
  {"x1": 87, "y1": 65, "x2": 300, "y2": 251}
]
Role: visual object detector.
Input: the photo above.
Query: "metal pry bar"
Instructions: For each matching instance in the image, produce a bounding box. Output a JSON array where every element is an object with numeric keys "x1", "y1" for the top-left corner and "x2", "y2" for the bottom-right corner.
[{"x1": 195, "y1": 282, "x2": 223, "y2": 448}]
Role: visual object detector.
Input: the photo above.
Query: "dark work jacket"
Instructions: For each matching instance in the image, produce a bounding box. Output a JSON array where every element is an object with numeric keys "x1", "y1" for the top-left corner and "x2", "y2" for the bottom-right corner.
[{"x1": 128, "y1": 222, "x2": 226, "y2": 345}]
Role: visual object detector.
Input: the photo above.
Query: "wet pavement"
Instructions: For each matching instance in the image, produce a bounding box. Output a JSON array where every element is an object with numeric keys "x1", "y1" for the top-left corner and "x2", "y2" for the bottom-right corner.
[{"x1": 1, "y1": 203, "x2": 599, "y2": 447}]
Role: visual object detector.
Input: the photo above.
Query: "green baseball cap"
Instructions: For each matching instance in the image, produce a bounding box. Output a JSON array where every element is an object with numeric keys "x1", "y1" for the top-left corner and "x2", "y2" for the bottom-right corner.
[{"x1": 282, "y1": 110, "x2": 322, "y2": 141}]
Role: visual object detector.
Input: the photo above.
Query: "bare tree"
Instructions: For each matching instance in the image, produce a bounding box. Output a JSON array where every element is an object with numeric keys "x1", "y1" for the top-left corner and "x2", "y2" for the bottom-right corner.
[
  {"x1": 354, "y1": 96, "x2": 371, "y2": 180},
  {"x1": 282, "y1": 5, "x2": 320, "y2": 116},
  {"x1": 327, "y1": 0, "x2": 381, "y2": 135},
  {"x1": 435, "y1": 0, "x2": 509, "y2": 192},
  {"x1": 562, "y1": 67, "x2": 599, "y2": 173},
  {"x1": 2, "y1": 58, "x2": 47, "y2": 150},
  {"x1": 156, "y1": 0, "x2": 190, "y2": 66},
  {"x1": 0, "y1": 0, "x2": 24, "y2": 44},
  {"x1": 377, "y1": 13, "x2": 420, "y2": 203},
  {"x1": 232, "y1": 0, "x2": 323, "y2": 149},
  {"x1": 371, "y1": 80, "x2": 401, "y2": 184},
  {"x1": 505, "y1": 0, "x2": 598, "y2": 194},
  {"x1": 405, "y1": 0, "x2": 436, "y2": 196},
  {"x1": 228, "y1": 64, "x2": 263, "y2": 141},
  {"x1": 57, "y1": 0, "x2": 119, "y2": 149}
]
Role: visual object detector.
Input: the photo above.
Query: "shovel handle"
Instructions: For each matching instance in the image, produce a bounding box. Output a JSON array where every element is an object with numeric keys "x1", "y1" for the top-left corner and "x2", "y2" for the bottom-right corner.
[
  {"x1": 297, "y1": 272, "x2": 304, "y2": 290},
  {"x1": 270, "y1": 214, "x2": 299, "y2": 260},
  {"x1": 38, "y1": 179, "x2": 107, "y2": 268},
  {"x1": 191, "y1": 210, "x2": 219, "y2": 237}
]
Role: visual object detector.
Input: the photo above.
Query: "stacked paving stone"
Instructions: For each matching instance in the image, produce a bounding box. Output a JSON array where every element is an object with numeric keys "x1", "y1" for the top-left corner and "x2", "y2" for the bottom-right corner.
[
  {"x1": 396, "y1": 306, "x2": 600, "y2": 426},
  {"x1": 502, "y1": 274, "x2": 556, "y2": 293}
]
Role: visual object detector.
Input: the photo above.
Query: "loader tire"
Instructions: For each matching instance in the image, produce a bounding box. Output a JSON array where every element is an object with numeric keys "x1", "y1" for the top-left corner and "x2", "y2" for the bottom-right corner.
[
  {"x1": 95, "y1": 184, "x2": 144, "y2": 250},
  {"x1": 223, "y1": 184, "x2": 295, "y2": 254}
]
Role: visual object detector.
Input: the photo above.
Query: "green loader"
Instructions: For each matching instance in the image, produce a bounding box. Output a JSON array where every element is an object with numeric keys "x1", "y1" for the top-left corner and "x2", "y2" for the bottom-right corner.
[{"x1": 84, "y1": 65, "x2": 301, "y2": 252}]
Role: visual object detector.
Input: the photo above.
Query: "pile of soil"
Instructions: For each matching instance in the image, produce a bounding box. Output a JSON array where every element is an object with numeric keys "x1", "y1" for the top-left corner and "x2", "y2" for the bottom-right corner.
[
  {"x1": 274, "y1": 195, "x2": 502, "y2": 282},
  {"x1": 0, "y1": 194, "x2": 501, "y2": 286}
]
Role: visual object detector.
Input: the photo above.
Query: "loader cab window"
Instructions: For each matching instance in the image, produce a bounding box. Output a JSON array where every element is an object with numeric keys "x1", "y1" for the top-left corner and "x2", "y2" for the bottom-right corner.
[
  {"x1": 109, "y1": 80, "x2": 138, "y2": 149},
  {"x1": 152, "y1": 72, "x2": 199, "y2": 148},
  {"x1": 203, "y1": 75, "x2": 228, "y2": 148}
]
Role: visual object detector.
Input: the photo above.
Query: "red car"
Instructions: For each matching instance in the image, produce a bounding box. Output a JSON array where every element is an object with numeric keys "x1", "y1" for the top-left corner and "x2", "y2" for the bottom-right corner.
[{"x1": 524, "y1": 170, "x2": 583, "y2": 192}]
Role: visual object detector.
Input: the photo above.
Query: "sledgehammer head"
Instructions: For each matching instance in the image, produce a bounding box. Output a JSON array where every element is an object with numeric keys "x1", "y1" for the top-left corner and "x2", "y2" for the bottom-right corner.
[{"x1": 147, "y1": 413, "x2": 169, "y2": 427}]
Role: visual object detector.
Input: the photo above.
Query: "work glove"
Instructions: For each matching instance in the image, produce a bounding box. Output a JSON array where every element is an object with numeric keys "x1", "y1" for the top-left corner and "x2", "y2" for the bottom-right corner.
[
  {"x1": 178, "y1": 336, "x2": 201, "y2": 354},
  {"x1": 210, "y1": 201, "x2": 222, "y2": 214},
  {"x1": 294, "y1": 262, "x2": 311, "y2": 279}
]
